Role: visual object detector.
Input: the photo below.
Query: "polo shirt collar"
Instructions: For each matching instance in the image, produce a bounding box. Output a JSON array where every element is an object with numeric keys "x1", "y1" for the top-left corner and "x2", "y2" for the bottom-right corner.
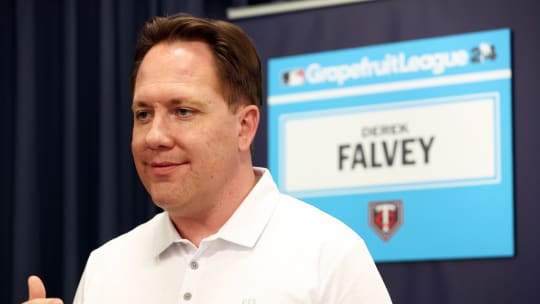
[
  {"x1": 152, "y1": 167, "x2": 279, "y2": 256},
  {"x1": 216, "y1": 167, "x2": 278, "y2": 248},
  {"x1": 153, "y1": 211, "x2": 183, "y2": 257}
]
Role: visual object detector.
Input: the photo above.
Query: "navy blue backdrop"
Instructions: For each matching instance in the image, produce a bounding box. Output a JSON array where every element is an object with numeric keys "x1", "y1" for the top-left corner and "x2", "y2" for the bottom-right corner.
[{"x1": 2, "y1": 0, "x2": 539, "y2": 303}]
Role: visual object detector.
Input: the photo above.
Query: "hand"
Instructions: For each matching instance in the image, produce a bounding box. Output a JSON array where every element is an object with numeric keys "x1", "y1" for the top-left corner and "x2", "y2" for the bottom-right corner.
[{"x1": 21, "y1": 275, "x2": 63, "y2": 304}]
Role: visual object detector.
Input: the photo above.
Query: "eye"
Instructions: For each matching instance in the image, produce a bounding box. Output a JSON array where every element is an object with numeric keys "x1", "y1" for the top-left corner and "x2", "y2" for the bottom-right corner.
[
  {"x1": 176, "y1": 108, "x2": 194, "y2": 118},
  {"x1": 135, "y1": 110, "x2": 151, "y2": 121}
]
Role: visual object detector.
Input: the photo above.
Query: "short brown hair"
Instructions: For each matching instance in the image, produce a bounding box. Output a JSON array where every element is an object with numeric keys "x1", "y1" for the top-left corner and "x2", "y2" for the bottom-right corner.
[{"x1": 131, "y1": 14, "x2": 262, "y2": 109}]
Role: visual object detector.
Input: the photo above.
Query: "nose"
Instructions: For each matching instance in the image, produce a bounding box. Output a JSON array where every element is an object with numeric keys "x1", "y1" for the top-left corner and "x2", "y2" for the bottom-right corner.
[{"x1": 145, "y1": 115, "x2": 174, "y2": 150}]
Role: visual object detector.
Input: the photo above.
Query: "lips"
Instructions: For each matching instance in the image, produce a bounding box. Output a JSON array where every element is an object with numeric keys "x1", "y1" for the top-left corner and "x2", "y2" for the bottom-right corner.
[{"x1": 149, "y1": 161, "x2": 184, "y2": 175}]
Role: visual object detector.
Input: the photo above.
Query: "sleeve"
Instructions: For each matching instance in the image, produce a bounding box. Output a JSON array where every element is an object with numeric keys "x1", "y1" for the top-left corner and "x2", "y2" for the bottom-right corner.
[
  {"x1": 72, "y1": 265, "x2": 87, "y2": 304},
  {"x1": 73, "y1": 250, "x2": 97, "y2": 304}
]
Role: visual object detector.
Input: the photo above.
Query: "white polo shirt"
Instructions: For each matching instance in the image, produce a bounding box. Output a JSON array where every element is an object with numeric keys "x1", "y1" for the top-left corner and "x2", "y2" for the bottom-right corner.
[{"x1": 73, "y1": 168, "x2": 392, "y2": 304}]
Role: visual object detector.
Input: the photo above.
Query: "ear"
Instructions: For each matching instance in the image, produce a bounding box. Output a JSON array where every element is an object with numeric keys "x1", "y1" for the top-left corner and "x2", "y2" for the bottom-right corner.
[{"x1": 237, "y1": 104, "x2": 260, "y2": 152}]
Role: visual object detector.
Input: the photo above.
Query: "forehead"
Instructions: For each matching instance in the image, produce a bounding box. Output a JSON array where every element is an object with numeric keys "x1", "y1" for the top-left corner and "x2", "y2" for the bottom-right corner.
[{"x1": 134, "y1": 40, "x2": 222, "y2": 95}]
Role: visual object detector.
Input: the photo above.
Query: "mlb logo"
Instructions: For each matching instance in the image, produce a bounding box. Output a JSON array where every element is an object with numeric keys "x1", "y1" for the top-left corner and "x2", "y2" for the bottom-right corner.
[
  {"x1": 281, "y1": 68, "x2": 305, "y2": 86},
  {"x1": 369, "y1": 200, "x2": 403, "y2": 242}
]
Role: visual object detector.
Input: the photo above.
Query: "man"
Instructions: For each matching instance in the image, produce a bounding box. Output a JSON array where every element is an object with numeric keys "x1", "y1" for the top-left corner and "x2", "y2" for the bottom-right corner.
[{"x1": 25, "y1": 14, "x2": 392, "y2": 303}]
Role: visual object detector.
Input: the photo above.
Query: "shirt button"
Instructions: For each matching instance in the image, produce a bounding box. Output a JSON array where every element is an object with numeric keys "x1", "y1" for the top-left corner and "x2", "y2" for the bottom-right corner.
[
  {"x1": 183, "y1": 292, "x2": 192, "y2": 301},
  {"x1": 190, "y1": 261, "x2": 199, "y2": 270}
]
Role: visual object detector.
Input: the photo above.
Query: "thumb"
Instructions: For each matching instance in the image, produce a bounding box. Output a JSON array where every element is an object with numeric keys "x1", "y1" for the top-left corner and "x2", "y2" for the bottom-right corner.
[{"x1": 27, "y1": 275, "x2": 46, "y2": 300}]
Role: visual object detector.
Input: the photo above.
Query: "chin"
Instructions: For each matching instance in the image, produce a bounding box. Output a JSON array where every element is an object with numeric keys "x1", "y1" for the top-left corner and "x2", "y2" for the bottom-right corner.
[
  {"x1": 150, "y1": 189, "x2": 187, "y2": 210},
  {"x1": 150, "y1": 192, "x2": 174, "y2": 206},
  {"x1": 145, "y1": 181, "x2": 178, "y2": 203}
]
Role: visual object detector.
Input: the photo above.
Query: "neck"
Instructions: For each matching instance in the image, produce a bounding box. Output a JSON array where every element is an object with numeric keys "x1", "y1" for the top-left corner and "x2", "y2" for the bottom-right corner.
[{"x1": 169, "y1": 166, "x2": 258, "y2": 247}]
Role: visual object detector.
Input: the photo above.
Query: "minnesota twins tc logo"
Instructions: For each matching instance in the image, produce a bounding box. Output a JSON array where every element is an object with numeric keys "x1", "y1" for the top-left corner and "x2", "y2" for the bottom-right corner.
[{"x1": 369, "y1": 200, "x2": 403, "y2": 242}]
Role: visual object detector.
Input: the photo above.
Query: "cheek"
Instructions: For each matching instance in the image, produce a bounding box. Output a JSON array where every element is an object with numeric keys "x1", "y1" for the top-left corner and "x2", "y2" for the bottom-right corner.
[
  {"x1": 194, "y1": 125, "x2": 237, "y2": 161},
  {"x1": 131, "y1": 140, "x2": 148, "y2": 177},
  {"x1": 131, "y1": 127, "x2": 147, "y2": 154},
  {"x1": 131, "y1": 139, "x2": 142, "y2": 159},
  {"x1": 209, "y1": 120, "x2": 238, "y2": 146}
]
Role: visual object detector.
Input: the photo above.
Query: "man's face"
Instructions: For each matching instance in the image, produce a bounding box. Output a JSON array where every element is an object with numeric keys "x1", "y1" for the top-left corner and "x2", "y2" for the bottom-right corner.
[{"x1": 131, "y1": 40, "x2": 246, "y2": 217}]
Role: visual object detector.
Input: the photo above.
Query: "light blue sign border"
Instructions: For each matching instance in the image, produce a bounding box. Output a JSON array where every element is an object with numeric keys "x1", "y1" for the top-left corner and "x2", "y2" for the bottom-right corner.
[{"x1": 268, "y1": 29, "x2": 513, "y2": 262}]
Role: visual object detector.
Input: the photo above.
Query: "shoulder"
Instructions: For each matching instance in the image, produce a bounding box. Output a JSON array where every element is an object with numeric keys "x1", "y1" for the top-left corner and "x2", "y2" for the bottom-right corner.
[
  {"x1": 87, "y1": 212, "x2": 167, "y2": 262},
  {"x1": 272, "y1": 193, "x2": 361, "y2": 242},
  {"x1": 270, "y1": 192, "x2": 379, "y2": 264},
  {"x1": 272, "y1": 195, "x2": 392, "y2": 302}
]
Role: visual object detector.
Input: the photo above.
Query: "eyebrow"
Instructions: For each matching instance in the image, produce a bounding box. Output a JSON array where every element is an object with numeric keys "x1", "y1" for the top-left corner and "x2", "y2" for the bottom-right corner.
[
  {"x1": 131, "y1": 101, "x2": 149, "y2": 110},
  {"x1": 131, "y1": 98, "x2": 206, "y2": 111}
]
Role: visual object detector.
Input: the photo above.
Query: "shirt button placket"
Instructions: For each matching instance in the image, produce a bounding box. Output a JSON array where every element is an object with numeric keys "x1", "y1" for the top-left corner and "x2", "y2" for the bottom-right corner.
[{"x1": 182, "y1": 260, "x2": 199, "y2": 302}]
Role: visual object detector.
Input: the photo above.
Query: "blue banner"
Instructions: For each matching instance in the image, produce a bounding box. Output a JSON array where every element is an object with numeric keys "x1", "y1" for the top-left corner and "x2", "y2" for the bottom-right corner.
[{"x1": 267, "y1": 29, "x2": 513, "y2": 262}]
